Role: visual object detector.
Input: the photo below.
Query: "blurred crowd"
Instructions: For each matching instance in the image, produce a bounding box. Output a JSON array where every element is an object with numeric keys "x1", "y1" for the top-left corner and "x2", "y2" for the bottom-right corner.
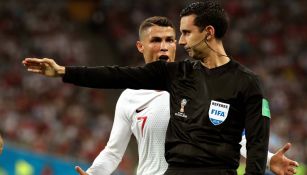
[
  {"x1": 0, "y1": 0, "x2": 133, "y2": 173},
  {"x1": 0, "y1": 0, "x2": 306, "y2": 174}
]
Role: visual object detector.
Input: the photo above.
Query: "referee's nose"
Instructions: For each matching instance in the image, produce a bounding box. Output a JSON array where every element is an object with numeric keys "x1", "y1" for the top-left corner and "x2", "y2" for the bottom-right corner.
[{"x1": 179, "y1": 34, "x2": 186, "y2": 46}]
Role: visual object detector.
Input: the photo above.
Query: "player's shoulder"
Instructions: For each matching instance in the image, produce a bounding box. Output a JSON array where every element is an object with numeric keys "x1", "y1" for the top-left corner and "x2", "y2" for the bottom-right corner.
[
  {"x1": 116, "y1": 89, "x2": 142, "y2": 115},
  {"x1": 120, "y1": 89, "x2": 168, "y2": 102},
  {"x1": 120, "y1": 89, "x2": 137, "y2": 97},
  {"x1": 121, "y1": 89, "x2": 163, "y2": 96},
  {"x1": 117, "y1": 89, "x2": 168, "y2": 117}
]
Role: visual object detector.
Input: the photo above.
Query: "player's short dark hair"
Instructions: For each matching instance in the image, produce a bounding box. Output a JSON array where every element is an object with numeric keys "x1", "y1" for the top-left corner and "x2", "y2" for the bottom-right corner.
[
  {"x1": 180, "y1": 1, "x2": 228, "y2": 39},
  {"x1": 139, "y1": 16, "x2": 175, "y2": 38}
]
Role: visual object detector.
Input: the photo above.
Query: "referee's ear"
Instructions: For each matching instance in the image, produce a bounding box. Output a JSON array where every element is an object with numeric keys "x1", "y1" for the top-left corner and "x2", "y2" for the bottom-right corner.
[{"x1": 136, "y1": 41, "x2": 144, "y2": 53}]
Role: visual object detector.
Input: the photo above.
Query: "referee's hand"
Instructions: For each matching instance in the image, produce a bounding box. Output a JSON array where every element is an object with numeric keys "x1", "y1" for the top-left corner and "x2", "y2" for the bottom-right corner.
[
  {"x1": 75, "y1": 166, "x2": 89, "y2": 175},
  {"x1": 270, "y1": 143, "x2": 299, "y2": 175},
  {"x1": 22, "y1": 58, "x2": 65, "y2": 77}
]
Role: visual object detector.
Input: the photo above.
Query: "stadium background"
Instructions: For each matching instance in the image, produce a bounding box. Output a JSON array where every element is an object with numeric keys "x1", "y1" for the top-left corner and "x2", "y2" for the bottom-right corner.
[{"x1": 0, "y1": 0, "x2": 306, "y2": 174}]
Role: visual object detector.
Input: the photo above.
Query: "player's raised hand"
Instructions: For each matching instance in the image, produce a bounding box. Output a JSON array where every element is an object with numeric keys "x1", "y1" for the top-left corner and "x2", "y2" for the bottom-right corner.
[
  {"x1": 75, "y1": 166, "x2": 89, "y2": 175},
  {"x1": 22, "y1": 58, "x2": 65, "y2": 77},
  {"x1": 270, "y1": 143, "x2": 299, "y2": 175}
]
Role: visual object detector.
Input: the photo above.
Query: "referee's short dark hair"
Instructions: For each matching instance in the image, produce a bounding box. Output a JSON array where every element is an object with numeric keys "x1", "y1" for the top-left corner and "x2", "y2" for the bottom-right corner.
[
  {"x1": 180, "y1": 1, "x2": 229, "y2": 39},
  {"x1": 139, "y1": 16, "x2": 175, "y2": 38}
]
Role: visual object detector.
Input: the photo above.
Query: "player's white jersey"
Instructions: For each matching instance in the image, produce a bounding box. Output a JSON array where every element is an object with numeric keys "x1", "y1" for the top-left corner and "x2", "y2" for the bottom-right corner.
[{"x1": 87, "y1": 89, "x2": 170, "y2": 175}]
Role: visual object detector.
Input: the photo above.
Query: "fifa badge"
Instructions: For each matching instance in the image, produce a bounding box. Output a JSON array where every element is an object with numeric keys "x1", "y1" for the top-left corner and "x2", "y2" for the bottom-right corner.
[{"x1": 208, "y1": 100, "x2": 230, "y2": 125}]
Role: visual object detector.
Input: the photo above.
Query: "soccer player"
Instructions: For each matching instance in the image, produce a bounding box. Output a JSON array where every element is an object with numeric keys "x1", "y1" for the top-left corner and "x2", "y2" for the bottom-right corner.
[
  {"x1": 23, "y1": 2, "x2": 299, "y2": 174},
  {"x1": 78, "y1": 16, "x2": 177, "y2": 175}
]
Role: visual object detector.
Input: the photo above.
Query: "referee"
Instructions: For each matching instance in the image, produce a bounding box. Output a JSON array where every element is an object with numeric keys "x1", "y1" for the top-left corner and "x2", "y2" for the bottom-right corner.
[{"x1": 23, "y1": 1, "x2": 270, "y2": 175}]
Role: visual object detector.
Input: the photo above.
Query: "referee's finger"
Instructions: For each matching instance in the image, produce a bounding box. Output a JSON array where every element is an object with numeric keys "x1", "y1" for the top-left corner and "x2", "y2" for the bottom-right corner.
[
  {"x1": 290, "y1": 160, "x2": 299, "y2": 167},
  {"x1": 27, "y1": 69, "x2": 42, "y2": 73},
  {"x1": 278, "y1": 142, "x2": 291, "y2": 155},
  {"x1": 287, "y1": 166, "x2": 297, "y2": 175},
  {"x1": 24, "y1": 58, "x2": 42, "y2": 62}
]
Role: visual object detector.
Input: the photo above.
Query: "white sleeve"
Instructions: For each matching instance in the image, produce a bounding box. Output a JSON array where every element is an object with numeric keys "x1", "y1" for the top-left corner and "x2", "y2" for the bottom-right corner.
[
  {"x1": 239, "y1": 135, "x2": 274, "y2": 168},
  {"x1": 86, "y1": 92, "x2": 132, "y2": 175},
  {"x1": 266, "y1": 151, "x2": 274, "y2": 170},
  {"x1": 239, "y1": 135, "x2": 247, "y2": 158}
]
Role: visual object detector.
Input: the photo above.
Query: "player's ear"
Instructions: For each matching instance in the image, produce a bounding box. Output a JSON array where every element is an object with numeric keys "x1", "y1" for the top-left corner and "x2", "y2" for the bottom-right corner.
[{"x1": 136, "y1": 41, "x2": 144, "y2": 53}]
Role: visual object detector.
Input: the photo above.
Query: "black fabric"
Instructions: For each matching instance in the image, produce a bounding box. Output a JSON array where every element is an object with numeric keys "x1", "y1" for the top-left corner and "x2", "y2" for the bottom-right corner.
[
  {"x1": 63, "y1": 59, "x2": 270, "y2": 174},
  {"x1": 164, "y1": 166, "x2": 237, "y2": 175}
]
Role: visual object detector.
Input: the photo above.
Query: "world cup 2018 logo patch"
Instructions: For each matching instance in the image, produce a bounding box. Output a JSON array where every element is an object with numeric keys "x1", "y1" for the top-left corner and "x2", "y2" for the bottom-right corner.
[
  {"x1": 208, "y1": 100, "x2": 230, "y2": 125},
  {"x1": 175, "y1": 98, "x2": 188, "y2": 118},
  {"x1": 180, "y1": 99, "x2": 187, "y2": 112}
]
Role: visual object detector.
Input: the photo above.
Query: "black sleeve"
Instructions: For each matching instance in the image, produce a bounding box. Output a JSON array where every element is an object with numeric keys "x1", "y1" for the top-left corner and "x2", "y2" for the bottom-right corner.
[
  {"x1": 243, "y1": 76, "x2": 270, "y2": 175},
  {"x1": 62, "y1": 61, "x2": 169, "y2": 90}
]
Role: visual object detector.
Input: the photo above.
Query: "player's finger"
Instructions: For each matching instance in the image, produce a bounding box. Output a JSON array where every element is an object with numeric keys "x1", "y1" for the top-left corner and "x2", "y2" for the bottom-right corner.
[{"x1": 75, "y1": 166, "x2": 87, "y2": 175}]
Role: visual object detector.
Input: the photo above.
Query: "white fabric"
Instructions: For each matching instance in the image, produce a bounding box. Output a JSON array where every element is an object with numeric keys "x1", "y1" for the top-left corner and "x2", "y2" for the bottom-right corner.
[{"x1": 86, "y1": 89, "x2": 170, "y2": 175}]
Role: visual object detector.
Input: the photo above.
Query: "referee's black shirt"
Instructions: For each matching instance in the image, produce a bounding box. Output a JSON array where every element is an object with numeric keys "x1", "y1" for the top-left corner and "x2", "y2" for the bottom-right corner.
[{"x1": 63, "y1": 59, "x2": 270, "y2": 174}]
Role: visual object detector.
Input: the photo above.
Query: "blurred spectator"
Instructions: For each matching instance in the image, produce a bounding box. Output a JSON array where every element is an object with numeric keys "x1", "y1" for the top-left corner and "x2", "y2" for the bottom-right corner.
[{"x1": 0, "y1": 0, "x2": 131, "y2": 172}]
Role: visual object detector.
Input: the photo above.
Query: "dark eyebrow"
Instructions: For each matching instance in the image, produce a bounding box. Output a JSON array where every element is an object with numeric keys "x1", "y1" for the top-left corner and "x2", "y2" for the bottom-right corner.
[
  {"x1": 149, "y1": 35, "x2": 175, "y2": 42},
  {"x1": 165, "y1": 36, "x2": 175, "y2": 41},
  {"x1": 150, "y1": 37, "x2": 162, "y2": 41},
  {"x1": 181, "y1": 29, "x2": 190, "y2": 33},
  {"x1": 151, "y1": 36, "x2": 162, "y2": 39},
  {"x1": 166, "y1": 36, "x2": 175, "y2": 39}
]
